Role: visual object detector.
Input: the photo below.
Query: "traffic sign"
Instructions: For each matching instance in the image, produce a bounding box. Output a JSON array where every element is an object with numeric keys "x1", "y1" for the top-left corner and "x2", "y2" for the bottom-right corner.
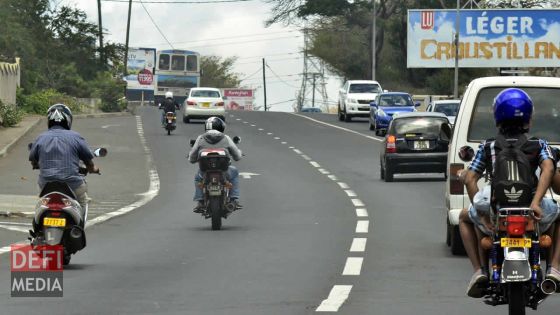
[{"x1": 137, "y1": 69, "x2": 153, "y2": 85}]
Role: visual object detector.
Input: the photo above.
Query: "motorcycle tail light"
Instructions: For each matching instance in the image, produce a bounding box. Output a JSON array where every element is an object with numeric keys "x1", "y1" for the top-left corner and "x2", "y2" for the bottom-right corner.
[
  {"x1": 449, "y1": 163, "x2": 464, "y2": 195},
  {"x1": 507, "y1": 216, "x2": 526, "y2": 236},
  {"x1": 386, "y1": 135, "x2": 396, "y2": 153},
  {"x1": 45, "y1": 194, "x2": 66, "y2": 210}
]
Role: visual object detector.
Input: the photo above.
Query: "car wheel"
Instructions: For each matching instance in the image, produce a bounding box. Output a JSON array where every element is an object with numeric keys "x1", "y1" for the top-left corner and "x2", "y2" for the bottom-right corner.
[
  {"x1": 449, "y1": 223, "x2": 466, "y2": 255},
  {"x1": 338, "y1": 104, "x2": 344, "y2": 121},
  {"x1": 183, "y1": 116, "x2": 190, "y2": 123},
  {"x1": 344, "y1": 112, "x2": 352, "y2": 122},
  {"x1": 384, "y1": 164, "x2": 394, "y2": 182},
  {"x1": 380, "y1": 162, "x2": 385, "y2": 180},
  {"x1": 369, "y1": 118, "x2": 375, "y2": 131}
]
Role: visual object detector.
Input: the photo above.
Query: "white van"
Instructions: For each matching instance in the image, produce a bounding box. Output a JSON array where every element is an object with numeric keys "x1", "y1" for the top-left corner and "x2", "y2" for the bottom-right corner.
[{"x1": 445, "y1": 76, "x2": 560, "y2": 255}]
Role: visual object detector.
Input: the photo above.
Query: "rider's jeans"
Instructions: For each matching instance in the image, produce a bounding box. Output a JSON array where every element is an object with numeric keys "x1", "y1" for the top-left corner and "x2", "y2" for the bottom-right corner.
[{"x1": 193, "y1": 165, "x2": 240, "y2": 201}]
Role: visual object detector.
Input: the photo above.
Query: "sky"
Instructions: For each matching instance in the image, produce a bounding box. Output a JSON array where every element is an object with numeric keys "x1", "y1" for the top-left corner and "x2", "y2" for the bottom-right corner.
[{"x1": 60, "y1": 0, "x2": 343, "y2": 112}]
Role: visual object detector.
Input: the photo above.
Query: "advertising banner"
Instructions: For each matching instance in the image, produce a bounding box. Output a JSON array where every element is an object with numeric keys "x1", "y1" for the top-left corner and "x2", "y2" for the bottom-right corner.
[
  {"x1": 125, "y1": 47, "x2": 156, "y2": 90},
  {"x1": 407, "y1": 9, "x2": 560, "y2": 68},
  {"x1": 223, "y1": 89, "x2": 254, "y2": 111}
]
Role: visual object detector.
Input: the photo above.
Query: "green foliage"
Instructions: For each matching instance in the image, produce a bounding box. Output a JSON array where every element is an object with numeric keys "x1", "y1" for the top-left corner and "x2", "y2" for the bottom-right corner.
[
  {"x1": 17, "y1": 89, "x2": 84, "y2": 115},
  {"x1": 92, "y1": 73, "x2": 127, "y2": 112},
  {"x1": 0, "y1": 100, "x2": 24, "y2": 127},
  {"x1": 201, "y1": 56, "x2": 241, "y2": 88}
]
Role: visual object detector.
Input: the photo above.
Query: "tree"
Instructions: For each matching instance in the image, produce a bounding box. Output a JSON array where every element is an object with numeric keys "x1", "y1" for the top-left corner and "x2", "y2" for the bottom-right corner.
[{"x1": 200, "y1": 56, "x2": 241, "y2": 88}]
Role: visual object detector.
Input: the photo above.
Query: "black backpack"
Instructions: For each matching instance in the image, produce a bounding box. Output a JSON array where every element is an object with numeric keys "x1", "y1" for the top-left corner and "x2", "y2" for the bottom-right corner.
[{"x1": 490, "y1": 134, "x2": 535, "y2": 208}]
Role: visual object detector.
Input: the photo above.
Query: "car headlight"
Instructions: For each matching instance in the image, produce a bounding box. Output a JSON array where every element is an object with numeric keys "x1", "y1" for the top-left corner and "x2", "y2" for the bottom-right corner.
[
  {"x1": 378, "y1": 109, "x2": 387, "y2": 117},
  {"x1": 347, "y1": 98, "x2": 357, "y2": 104}
]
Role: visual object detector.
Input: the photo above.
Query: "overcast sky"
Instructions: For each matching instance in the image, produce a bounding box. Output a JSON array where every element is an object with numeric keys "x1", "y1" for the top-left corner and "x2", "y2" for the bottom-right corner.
[{"x1": 60, "y1": 0, "x2": 342, "y2": 112}]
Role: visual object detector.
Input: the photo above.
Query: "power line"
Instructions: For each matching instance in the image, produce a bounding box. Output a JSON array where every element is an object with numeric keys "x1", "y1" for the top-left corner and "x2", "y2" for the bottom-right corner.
[
  {"x1": 236, "y1": 56, "x2": 302, "y2": 65},
  {"x1": 186, "y1": 35, "x2": 301, "y2": 49},
  {"x1": 239, "y1": 68, "x2": 262, "y2": 81},
  {"x1": 266, "y1": 64, "x2": 300, "y2": 88},
  {"x1": 138, "y1": 0, "x2": 174, "y2": 49},
  {"x1": 103, "y1": 0, "x2": 254, "y2": 3},
  {"x1": 141, "y1": 30, "x2": 299, "y2": 46},
  {"x1": 237, "y1": 52, "x2": 301, "y2": 60},
  {"x1": 266, "y1": 99, "x2": 296, "y2": 107}
]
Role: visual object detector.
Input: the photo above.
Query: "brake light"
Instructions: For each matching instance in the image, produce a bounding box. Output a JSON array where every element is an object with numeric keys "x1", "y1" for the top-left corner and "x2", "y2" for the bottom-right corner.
[
  {"x1": 449, "y1": 163, "x2": 464, "y2": 195},
  {"x1": 507, "y1": 216, "x2": 526, "y2": 236},
  {"x1": 216, "y1": 102, "x2": 224, "y2": 107},
  {"x1": 42, "y1": 194, "x2": 69, "y2": 210},
  {"x1": 187, "y1": 101, "x2": 196, "y2": 106},
  {"x1": 386, "y1": 135, "x2": 396, "y2": 153}
]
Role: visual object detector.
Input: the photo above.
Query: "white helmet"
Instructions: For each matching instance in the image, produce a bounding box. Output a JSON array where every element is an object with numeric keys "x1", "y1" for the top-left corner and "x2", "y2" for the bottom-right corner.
[{"x1": 165, "y1": 91, "x2": 173, "y2": 99}]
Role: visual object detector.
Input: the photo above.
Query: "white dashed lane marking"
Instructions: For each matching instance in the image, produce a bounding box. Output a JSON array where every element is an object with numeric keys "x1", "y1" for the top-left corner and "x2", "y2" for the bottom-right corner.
[
  {"x1": 355, "y1": 208, "x2": 368, "y2": 217},
  {"x1": 310, "y1": 161, "x2": 321, "y2": 168},
  {"x1": 350, "y1": 238, "x2": 367, "y2": 252},
  {"x1": 344, "y1": 190, "x2": 357, "y2": 197},
  {"x1": 337, "y1": 182, "x2": 349, "y2": 189},
  {"x1": 356, "y1": 220, "x2": 369, "y2": 233},
  {"x1": 318, "y1": 169, "x2": 330, "y2": 175},
  {"x1": 315, "y1": 285, "x2": 352, "y2": 312},
  {"x1": 351, "y1": 199, "x2": 365, "y2": 207},
  {"x1": 328, "y1": 175, "x2": 338, "y2": 181},
  {"x1": 301, "y1": 155, "x2": 312, "y2": 161},
  {"x1": 342, "y1": 257, "x2": 363, "y2": 275}
]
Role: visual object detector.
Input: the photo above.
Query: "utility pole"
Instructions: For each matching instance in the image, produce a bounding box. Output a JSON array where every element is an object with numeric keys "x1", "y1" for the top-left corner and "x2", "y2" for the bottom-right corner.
[
  {"x1": 97, "y1": 0, "x2": 105, "y2": 66},
  {"x1": 262, "y1": 58, "x2": 267, "y2": 112},
  {"x1": 453, "y1": 0, "x2": 460, "y2": 99},
  {"x1": 124, "y1": 0, "x2": 133, "y2": 76},
  {"x1": 372, "y1": 0, "x2": 376, "y2": 80},
  {"x1": 312, "y1": 75, "x2": 316, "y2": 107}
]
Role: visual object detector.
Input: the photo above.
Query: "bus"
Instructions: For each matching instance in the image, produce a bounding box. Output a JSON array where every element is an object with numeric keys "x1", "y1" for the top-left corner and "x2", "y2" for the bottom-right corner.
[{"x1": 155, "y1": 49, "x2": 201, "y2": 104}]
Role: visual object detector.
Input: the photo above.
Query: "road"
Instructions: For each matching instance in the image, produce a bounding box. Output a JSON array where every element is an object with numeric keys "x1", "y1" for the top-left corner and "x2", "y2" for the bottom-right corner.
[{"x1": 0, "y1": 107, "x2": 558, "y2": 314}]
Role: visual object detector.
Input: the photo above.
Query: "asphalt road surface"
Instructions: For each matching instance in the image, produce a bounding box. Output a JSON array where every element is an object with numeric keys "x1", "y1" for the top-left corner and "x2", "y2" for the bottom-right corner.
[{"x1": 0, "y1": 108, "x2": 558, "y2": 314}]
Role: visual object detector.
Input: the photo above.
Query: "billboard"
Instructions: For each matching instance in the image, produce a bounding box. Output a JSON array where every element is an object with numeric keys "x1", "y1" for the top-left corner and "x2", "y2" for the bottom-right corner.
[
  {"x1": 223, "y1": 89, "x2": 254, "y2": 111},
  {"x1": 407, "y1": 9, "x2": 560, "y2": 68},
  {"x1": 125, "y1": 47, "x2": 156, "y2": 91}
]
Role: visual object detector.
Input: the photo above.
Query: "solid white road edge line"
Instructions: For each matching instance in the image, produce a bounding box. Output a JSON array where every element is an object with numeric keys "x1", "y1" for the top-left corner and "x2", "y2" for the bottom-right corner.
[
  {"x1": 349, "y1": 238, "x2": 367, "y2": 252},
  {"x1": 291, "y1": 113, "x2": 383, "y2": 142},
  {"x1": 315, "y1": 285, "x2": 353, "y2": 312},
  {"x1": 0, "y1": 115, "x2": 161, "y2": 256},
  {"x1": 342, "y1": 257, "x2": 364, "y2": 275}
]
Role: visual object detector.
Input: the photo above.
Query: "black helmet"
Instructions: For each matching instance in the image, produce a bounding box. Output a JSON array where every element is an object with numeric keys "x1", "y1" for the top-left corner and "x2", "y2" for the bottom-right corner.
[
  {"x1": 205, "y1": 117, "x2": 225, "y2": 133},
  {"x1": 47, "y1": 104, "x2": 73, "y2": 130}
]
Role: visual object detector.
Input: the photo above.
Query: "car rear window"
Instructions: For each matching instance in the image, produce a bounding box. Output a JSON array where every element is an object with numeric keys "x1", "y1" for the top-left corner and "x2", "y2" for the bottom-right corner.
[
  {"x1": 191, "y1": 90, "x2": 220, "y2": 98},
  {"x1": 468, "y1": 87, "x2": 560, "y2": 143},
  {"x1": 349, "y1": 84, "x2": 381, "y2": 94},
  {"x1": 433, "y1": 102, "x2": 459, "y2": 116},
  {"x1": 393, "y1": 117, "x2": 450, "y2": 139}
]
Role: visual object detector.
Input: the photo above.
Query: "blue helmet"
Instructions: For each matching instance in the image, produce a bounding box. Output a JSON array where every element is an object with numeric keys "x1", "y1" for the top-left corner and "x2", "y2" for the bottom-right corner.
[{"x1": 493, "y1": 88, "x2": 533, "y2": 125}]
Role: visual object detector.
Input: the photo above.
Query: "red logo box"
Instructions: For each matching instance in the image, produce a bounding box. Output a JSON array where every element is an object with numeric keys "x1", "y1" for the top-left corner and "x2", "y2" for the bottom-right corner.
[{"x1": 11, "y1": 244, "x2": 63, "y2": 272}]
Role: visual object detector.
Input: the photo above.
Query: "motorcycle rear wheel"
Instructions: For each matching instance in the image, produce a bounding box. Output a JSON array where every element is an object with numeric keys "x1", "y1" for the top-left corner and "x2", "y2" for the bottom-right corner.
[
  {"x1": 209, "y1": 198, "x2": 222, "y2": 230},
  {"x1": 508, "y1": 283, "x2": 525, "y2": 315}
]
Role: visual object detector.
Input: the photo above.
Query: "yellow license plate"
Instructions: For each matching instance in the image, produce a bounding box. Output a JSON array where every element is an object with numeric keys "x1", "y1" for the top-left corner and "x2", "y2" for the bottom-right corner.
[
  {"x1": 202, "y1": 103, "x2": 210, "y2": 108},
  {"x1": 43, "y1": 217, "x2": 66, "y2": 227},
  {"x1": 501, "y1": 238, "x2": 531, "y2": 248}
]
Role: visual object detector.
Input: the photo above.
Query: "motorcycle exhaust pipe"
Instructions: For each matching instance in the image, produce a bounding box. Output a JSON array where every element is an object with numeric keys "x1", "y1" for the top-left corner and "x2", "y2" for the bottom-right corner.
[
  {"x1": 541, "y1": 279, "x2": 557, "y2": 295},
  {"x1": 70, "y1": 226, "x2": 83, "y2": 239},
  {"x1": 225, "y1": 202, "x2": 236, "y2": 213}
]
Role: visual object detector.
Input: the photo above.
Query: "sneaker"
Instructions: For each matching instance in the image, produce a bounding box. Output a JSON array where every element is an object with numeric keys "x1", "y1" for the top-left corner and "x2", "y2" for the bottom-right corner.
[
  {"x1": 466, "y1": 269, "x2": 488, "y2": 298},
  {"x1": 193, "y1": 201, "x2": 205, "y2": 213}
]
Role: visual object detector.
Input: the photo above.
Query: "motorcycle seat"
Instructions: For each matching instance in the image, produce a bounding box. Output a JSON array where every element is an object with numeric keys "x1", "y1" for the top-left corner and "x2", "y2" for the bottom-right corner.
[{"x1": 40, "y1": 181, "x2": 77, "y2": 199}]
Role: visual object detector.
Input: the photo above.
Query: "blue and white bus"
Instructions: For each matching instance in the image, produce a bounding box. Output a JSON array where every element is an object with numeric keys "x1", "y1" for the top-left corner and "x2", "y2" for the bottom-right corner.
[{"x1": 155, "y1": 49, "x2": 201, "y2": 104}]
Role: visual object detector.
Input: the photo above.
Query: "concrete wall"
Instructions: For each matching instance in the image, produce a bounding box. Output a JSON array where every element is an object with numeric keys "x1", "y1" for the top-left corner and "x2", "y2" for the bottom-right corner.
[{"x1": 0, "y1": 58, "x2": 21, "y2": 105}]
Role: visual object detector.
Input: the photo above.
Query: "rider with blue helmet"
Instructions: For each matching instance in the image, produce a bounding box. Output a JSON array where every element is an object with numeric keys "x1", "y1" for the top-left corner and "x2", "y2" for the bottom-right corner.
[{"x1": 459, "y1": 88, "x2": 560, "y2": 297}]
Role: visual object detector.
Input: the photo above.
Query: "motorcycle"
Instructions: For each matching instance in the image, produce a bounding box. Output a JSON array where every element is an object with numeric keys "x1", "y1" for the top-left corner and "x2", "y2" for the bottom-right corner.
[
  {"x1": 164, "y1": 112, "x2": 176, "y2": 135},
  {"x1": 189, "y1": 136, "x2": 241, "y2": 230},
  {"x1": 480, "y1": 206, "x2": 557, "y2": 315},
  {"x1": 28, "y1": 146, "x2": 107, "y2": 265}
]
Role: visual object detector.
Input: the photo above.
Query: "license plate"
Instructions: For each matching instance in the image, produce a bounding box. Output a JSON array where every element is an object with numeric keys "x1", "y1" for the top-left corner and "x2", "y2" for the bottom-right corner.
[
  {"x1": 202, "y1": 103, "x2": 210, "y2": 108},
  {"x1": 414, "y1": 140, "x2": 429, "y2": 149},
  {"x1": 168, "y1": 119, "x2": 173, "y2": 123},
  {"x1": 43, "y1": 217, "x2": 66, "y2": 227},
  {"x1": 501, "y1": 238, "x2": 531, "y2": 248}
]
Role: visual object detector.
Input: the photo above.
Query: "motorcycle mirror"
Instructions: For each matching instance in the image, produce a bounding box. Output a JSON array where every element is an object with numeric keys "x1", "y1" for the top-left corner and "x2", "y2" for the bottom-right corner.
[
  {"x1": 458, "y1": 145, "x2": 474, "y2": 162},
  {"x1": 28, "y1": 143, "x2": 33, "y2": 151},
  {"x1": 190, "y1": 139, "x2": 196, "y2": 147},
  {"x1": 93, "y1": 148, "x2": 108, "y2": 157},
  {"x1": 233, "y1": 136, "x2": 241, "y2": 144}
]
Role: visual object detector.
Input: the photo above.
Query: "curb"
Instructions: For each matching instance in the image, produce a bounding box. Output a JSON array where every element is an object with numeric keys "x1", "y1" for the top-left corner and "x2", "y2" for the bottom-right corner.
[{"x1": 0, "y1": 117, "x2": 43, "y2": 158}]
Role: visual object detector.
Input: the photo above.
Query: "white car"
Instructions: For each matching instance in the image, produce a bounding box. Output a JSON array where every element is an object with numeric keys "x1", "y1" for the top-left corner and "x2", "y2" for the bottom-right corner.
[
  {"x1": 426, "y1": 100, "x2": 460, "y2": 126},
  {"x1": 445, "y1": 76, "x2": 560, "y2": 255},
  {"x1": 338, "y1": 80, "x2": 383, "y2": 122},
  {"x1": 183, "y1": 87, "x2": 225, "y2": 123}
]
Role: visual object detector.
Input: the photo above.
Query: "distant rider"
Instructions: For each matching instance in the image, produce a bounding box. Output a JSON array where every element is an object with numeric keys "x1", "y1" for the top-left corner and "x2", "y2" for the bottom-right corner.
[
  {"x1": 459, "y1": 88, "x2": 559, "y2": 297},
  {"x1": 29, "y1": 104, "x2": 99, "y2": 219},
  {"x1": 187, "y1": 117, "x2": 242, "y2": 213},
  {"x1": 159, "y1": 91, "x2": 180, "y2": 126}
]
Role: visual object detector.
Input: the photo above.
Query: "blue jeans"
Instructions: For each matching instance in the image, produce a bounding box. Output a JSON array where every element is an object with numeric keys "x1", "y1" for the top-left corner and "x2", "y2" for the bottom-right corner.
[
  {"x1": 194, "y1": 166, "x2": 240, "y2": 201},
  {"x1": 468, "y1": 198, "x2": 560, "y2": 235}
]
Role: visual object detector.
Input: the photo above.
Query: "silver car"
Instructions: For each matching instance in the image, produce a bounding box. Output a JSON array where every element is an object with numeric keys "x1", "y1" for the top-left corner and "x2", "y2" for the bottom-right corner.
[{"x1": 183, "y1": 88, "x2": 225, "y2": 123}]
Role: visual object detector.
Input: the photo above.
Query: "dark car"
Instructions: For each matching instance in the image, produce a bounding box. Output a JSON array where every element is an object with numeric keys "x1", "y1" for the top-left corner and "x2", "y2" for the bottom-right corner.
[
  {"x1": 380, "y1": 112, "x2": 452, "y2": 182},
  {"x1": 369, "y1": 92, "x2": 420, "y2": 136},
  {"x1": 300, "y1": 107, "x2": 322, "y2": 113}
]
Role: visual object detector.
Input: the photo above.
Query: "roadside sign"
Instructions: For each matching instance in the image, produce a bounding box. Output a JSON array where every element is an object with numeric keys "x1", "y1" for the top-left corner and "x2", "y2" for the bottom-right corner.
[{"x1": 138, "y1": 69, "x2": 153, "y2": 85}]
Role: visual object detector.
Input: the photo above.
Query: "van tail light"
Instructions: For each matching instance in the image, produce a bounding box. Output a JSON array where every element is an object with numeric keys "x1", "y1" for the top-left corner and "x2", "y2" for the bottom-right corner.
[
  {"x1": 507, "y1": 216, "x2": 526, "y2": 237},
  {"x1": 187, "y1": 101, "x2": 196, "y2": 106},
  {"x1": 215, "y1": 102, "x2": 224, "y2": 107},
  {"x1": 386, "y1": 135, "x2": 396, "y2": 153},
  {"x1": 449, "y1": 163, "x2": 464, "y2": 195}
]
